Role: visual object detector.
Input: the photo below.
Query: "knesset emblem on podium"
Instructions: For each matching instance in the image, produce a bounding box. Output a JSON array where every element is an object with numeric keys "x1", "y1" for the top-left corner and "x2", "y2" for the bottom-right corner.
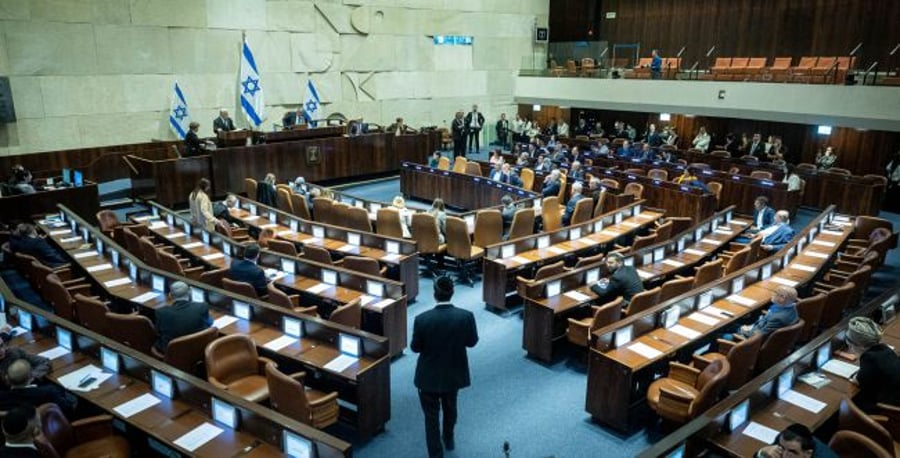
[{"x1": 306, "y1": 146, "x2": 321, "y2": 166}]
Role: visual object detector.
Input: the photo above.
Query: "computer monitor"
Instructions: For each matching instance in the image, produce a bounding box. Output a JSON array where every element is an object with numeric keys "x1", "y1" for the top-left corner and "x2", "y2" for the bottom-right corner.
[
  {"x1": 61, "y1": 168, "x2": 71, "y2": 184},
  {"x1": 338, "y1": 334, "x2": 361, "y2": 358},
  {"x1": 283, "y1": 431, "x2": 315, "y2": 458},
  {"x1": 73, "y1": 170, "x2": 83, "y2": 187}
]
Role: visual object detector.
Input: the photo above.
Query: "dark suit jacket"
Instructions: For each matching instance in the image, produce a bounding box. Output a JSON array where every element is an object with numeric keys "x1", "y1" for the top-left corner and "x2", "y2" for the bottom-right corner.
[
  {"x1": 0, "y1": 384, "x2": 75, "y2": 414},
  {"x1": 562, "y1": 193, "x2": 585, "y2": 226},
  {"x1": 283, "y1": 111, "x2": 303, "y2": 128},
  {"x1": 9, "y1": 235, "x2": 68, "y2": 267},
  {"x1": 489, "y1": 171, "x2": 509, "y2": 183},
  {"x1": 451, "y1": 118, "x2": 465, "y2": 141},
  {"x1": 256, "y1": 182, "x2": 276, "y2": 207},
  {"x1": 0, "y1": 445, "x2": 42, "y2": 458},
  {"x1": 154, "y1": 300, "x2": 212, "y2": 352},
  {"x1": 0, "y1": 349, "x2": 51, "y2": 390},
  {"x1": 501, "y1": 204, "x2": 516, "y2": 231},
  {"x1": 464, "y1": 111, "x2": 485, "y2": 132},
  {"x1": 752, "y1": 207, "x2": 775, "y2": 229},
  {"x1": 590, "y1": 266, "x2": 645, "y2": 303},
  {"x1": 747, "y1": 141, "x2": 766, "y2": 158},
  {"x1": 213, "y1": 117, "x2": 235, "y2": 132},
  {"x1": 508, "y1": 174, "x2": 523, "y2": 188},
  {"x1": 745, "y1": 303, "x2": 798, "y2": 336},
  {"x1": 184, "y1": 130, "x2": 204, "y2": 156},
  {"x1": 855, "y1": 344, "x2": 900, "y2": 413},
  {"x1": 226, "y1": 259, "x2": 269, "y2": 297},
  {"x1": 542, "y1": 180, "x2": 561, "y2": 198},
  {"x1": 411, "y1": 303, "x2": 478, "y2": 393}
]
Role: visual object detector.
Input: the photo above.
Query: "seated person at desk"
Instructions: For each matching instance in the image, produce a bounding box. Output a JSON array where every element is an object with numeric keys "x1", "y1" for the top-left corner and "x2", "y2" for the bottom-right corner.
[
  {"x1": 9, "y1": 223, "x2": 68, "y2": 268},
  {"x1": 0, "y1": 359, "x2": 75, "y2": 415},
  {"x1": 500, "y1": 195, "x2": 516, "y2": 234},
  {"x1": 154, "y1": 281, "x2": 212, "y2": 353},
  {"x1": 213, "y1": 109, "x2": 236, "y2": 132},
  {"x1": 589, "y1": 252, "x2": 645, "y2": 304},
  {"x1": 226, "y1": 243, "x2": 269, "y2": 297},
  {"x1": 638, "y1": 142, "x2": 656, "y2": 161},
  {"x1": 0, "y1": 405, "x2": 42, "y2": 458},
  {"x1": 748, "y1": 196, "x2": 776, "y2": 233},
  {"x1": 428, "y1": 152, "x2": 442, "y2": 168},
  {"x1": 541, "y1": 169, "x2": 562, "y2": 198},
  {"x1": 737, "y1": 286, "x2": 798, "y2": 338},
  {"x1": 759, "y1": 210, "x2": 795, "y2": 253},
  {"x1": 490, "y1": 163, "x2": 511, "y2": 183},
  {"x1": 213, "y1": 194, "x2": 243, "y2": 226},
  {"x1": 388, "y1": 117, "x2": 416, "y2": 135},
  {"x1": 562, "y1": 182, "x2": 585, "y2": 226},
  {"x1": 588, "y1": 177, "x2": 605, "y2": 205},
  {"x1": 508, "y1": 168, "x2": 523, "y2": 188},
  {"x1": 844, "y1": 317, "x2": 900, "y2": 413},
  {"x1": 184, "y1": 122, "x2": 214, "y2": 156},
  {"x1": 256, "y1": 173, "x2": 277, "y2": 207},
  {"x1": 7, "y1": 168, "x2": 36, "y2": 195},
  {"x1": 290, "y1": 176, "x2": 308, "y2": 195},
  {"x1": 282, "y1": 107, "x2": 305, "y2": 129},
  {"x1": 427, "y1": 198, "x2": 447, "y2": 244},
  {"x1": 755, "y1": 423, "x2": 837, "y2": 458},
  {"x1": 616, "y1": 140, "x2": 637, "y2": 158},
  {"x1": 0, "y1": 331, "x2": 51, "y2": 390},
  {"x1": 673, "y1": 168, "x2": 711, "y2": 193},
  {"x1": 535, "y1": 156, "x2": 553, "y2": 173},
  {"x1": 568, "y1": 161, "x2": 584, "y2": 180},
  {"x1": 392, "y1": 195, "x2": 414, "y2": 238}
]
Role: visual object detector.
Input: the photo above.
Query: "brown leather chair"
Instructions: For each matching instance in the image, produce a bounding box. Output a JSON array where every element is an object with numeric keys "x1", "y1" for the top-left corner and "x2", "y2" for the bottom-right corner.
[
  {"x1": 698, "y1": 332, "x2": 763, "y2": 391},
  {"x1": 106, "y1": 313, "x2": 157, "y2": 355},
  {"x1": 312, "y1": 197, "x2": 334, "y2": 224},
  {"x1": 96, "y1": 210, "x2": 122, "y2": 236},
  {"x1": 342, "y1": 256, "x2": 386, "y2": 278},
  {"x1": 647, "y1": 358, "x2": 731, "y2": 424},
  {"x1": 121, "y1": 226, "x2": 143, "y2": 256},
  {"x1": 331, "y1": 202, "x2": 350, "y2": 226},
  {"x1": 519, "y1": 260, "x2": 566, "y2": 284},
  {"x1": 199, "y1": 267, "x2": 228, "y2": 288},
  {"x1": 508, "y1": 208, "x2": 535, "y2": 240},
  {"x1": 872, "y1": 403, "x2": 900, "y2": 449},
  {"x1": 465, "y1": 161, "x2": 482, "y2": 176},
  {"x1": 541, "y1": 196, "x2": 562, "y2": 231},
  {"x1": 570, "y1": 198, "x2": 594, "y2": 226},
  {"x1": 266, "y1": 363, "x2": 339, "y2": 429},
  {"x1": 446, "y1": 216, "x2": 484, "y2": 286},
  {"x1": 346, "y1": 206, "x2": 373, "y2": 233},
  {"x1": 659, "y1": 276, "x2": 695, "y2": 302},
  {"x1": 828, "y1": 430, "x2": 893, "y2": 458},
  {"x1": 686, "y1": 258, "x2": 724, "y2": 288},
  {"x1": 819, "y1": 281, "x2": 856, "y2": 330},
  {"x1": 647, "y1": 169, "x2": 668, "y2": 181},
  {"x1": 290, "y1": 193, "x2": 312, "y2": 220},
  {"x1": 707, "y1": 181, "x2": 723, "y2": 203},
  {"x1": 244, "y1": 178, "x2": 258, "y2": 198},
  {"x1": 159, "y1": 249, "x2": 204, "y2": 280},
  {"x1": 376, "y1": 208, "x2": 405, "y2": 238},
  {"x1": 617, "y1": 233, "x2": 655, "y2": 254},
  {"x1": 73, "y1": 294, "x2": 110, "y2": 336},
  {"x1": 722, "y1": 246, "x2": 752, "y2": 276},
  {"x1": 329, "y1": 298, "x2": 361, "y2": 329},
  {"x1": 267, "y1": 238, "x2": 299, "y2": 257},
  {"x1": 652, "y1": 220, "x2": 674, "y2": 242},
  {"x1": 623, "y1": 287, "x2": 661, "y2": 316},
  {"x1": 556, "y1": 174, "x2": 567, "y2": 202},
  {"x1": 205, "y1": 334, "x2": 274, "y2": 402},
  {"x1": 267, "y1": 283, "x2": 318, "y2": 316},
  {"x1": 795, "y1": 293, "x2": 827, "y2": 342},
  {"x1": 599, "y1": 178, "x2": 620, "y2": 190},
  {"x1": 573, "y1": 252, "x2": 604, "y2": 269},
  {"x1": 153, "y1": 327, "x2": 218, "y2": 376},
  {"x1": 566, "y1": 297, "x2": 624, "y2": 348},
  {"x1": 853, "y1": 216, "x2": 894, "y2": 241},
  {"x1": 28, "y1": 260, "x2": 84, "y2": 295},
  {"x1": 592, "y1": 191, "x2": 608, "y2": 218},
  {"x1": 222, "y1": 277, "x2": 263, "y2": 299},
  {"x1": 215, "y1": 218, "x2": 250, "y2": 242},
  {"x1": 276, "y1": 188, "x2": 294, "y2": 215},
  {"x1": 520, "y1": 168, "x2": 535, "y2": 190},
  {"x1": 838, "y1": 397, "x2": 897, "y2": 456},
  {"x1": 37, "y1": 403, "x2": 130, "y2": 458},
  {"x1": 411, "y1": 212, "x2": 446, "y2": 277},
  {"x1": 754, "y1": 319, "x2": 804, "y2": 372},
  {"x1": 43, "y1": 274, "x2": 92, "y2": 322},
  {"x1": 452, "y1": 156, "x2": 467, "y2": 174},
  {"x1": 623, "y1": 182, "x2": 644, "y2": 200},
  {"x1": 749, "y1": 170, "x2": 773, "y2": 180},
  {"x1": 473, "y1": 209, "x2": 503, "y2": 248},
  {"x1": 302, "y1": 245, "x2": 336, "y2": 266}
]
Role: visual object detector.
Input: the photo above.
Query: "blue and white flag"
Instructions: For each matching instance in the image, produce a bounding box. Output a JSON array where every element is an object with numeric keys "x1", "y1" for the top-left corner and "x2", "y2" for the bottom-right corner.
[
  {"x1": 302, "y1": 79, "x2": 321, "y2": 127},
  {"x1": 239, "y1": 38, "x2": 266, "y2": 128},
  {"x1": 168, "y1": 82, "x2": 190, "y2": 140}
]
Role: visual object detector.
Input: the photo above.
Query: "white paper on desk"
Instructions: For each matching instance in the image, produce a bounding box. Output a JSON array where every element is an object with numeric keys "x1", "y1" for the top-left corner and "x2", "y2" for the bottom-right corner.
[
  {"x1": 833, "y1": 215, "x2": 850, "y2": 222},
  {"x1": 324, "y1": 354, "x2": 359, "y2": 373},
  {"x1": 548, "y1": 246, "x2": 566, "y2": 255},
  {"x1": 662, "y1": 259, "x2": 685, "y2": 268},
  {"x1": 276, "y1": 230, "x2": 295, "y2": 237},
  {"x1": 49, "y1": 229, "x2": 71, "y2": 236},
  {"x1": 636, "y1": 269, "x2": 653, "y2": 279},
  {"x1": 132, "y1": 291, "x2": 161, "y2": 303},
  {"x1": 687, "y1": 312, "x2": 720, "y2": 326},
  {"x1": 301, "y1": 237, "x2": 322, "y2": 245},
  {"x1": 599, "y1": 230, "x2": 620, "y2": 237},
  {"x1": 306, "y1": 283, "x2": 330, "y2": 294},
  {"x1": 264, "y1": 335, "x2": 296, "y2": 351},
  {"x1": 770, "y1": 277, "x2": 799, "y2": 287},
  {"x1": 242, "y1": 215, "x2": 260, "y2": 221},
  {"x1": 742, "y1": 422, "x2": 779, "y2": 444},
  {"x1": 669, "y1": 324, "x2": 702, "y2": 339},
  {"x1": 381, "y1": 253, "x2": 401, "y2": 262},
  {"x1": 621, "y1": 221, "x2": 639, "y2": 228},
  {"x1": 780, "y1": 389, "x2": 826, "y2": 413},
  {"x1": 86, "y1": 263, "x2": 113, "y2": 273},
  {"x1": 822, "y1": 229, "x2": 843, "y2": 236},
  {"x1": 57, "y1": 365, "x2": 112, "y2": 392},
  {"x1": 821, "y1": 359, "x2": 859, "y2": 379},
  {"x1": 627, "y1": 342, "x2": 663, "y2": 359},
  {"x1": 805, "y1": 251, "x2": 829, "y2": 259},
  {"x1": 38, "y1": 346, "x2": 71, "y2": 360},
  {"x1": 265, "y1": 270, "x2": 286, "y2": 282},
  {"x1": 174, "y1": 423, "x2": 224, "y2": 452},
  {"x1": 164, "y1": 232, "x2": 186, "y2": 239},
  {"x1": 261, "y1": 223, "x2": 278, "y2": 229},
  {"x1": 104, "y1": 277, "x2": 132, "y2": 288},
  {"x1": 683, "y1": 248, "x2": 706, "y2": 256},
  {"x1": 358, "y1": 294, "x2": 375, "y2": 306},
  {"x1": 715, "y1": 228, "x2": 734, "y2": 235},
  {"x1": 833, "y1": 221, "x2": 851, "y2": 227},
  {"x1": 564, "y1": 290, "x2": 592, "y2": 302},
  {"x1": 337, "y1": 244, "x2": 356, "y2": 252},
  {"x1": 811, "y1": 240, "x2": 835, "y2": 247},
  {"x1": 371, "y1": 299, "x2": 393, "y2": 309},
  {"x1": 576, "y1": 237, "x2": 594, "y2": 246},
  {"x1": 149, "y1": 221, "x2": 167, "y2": 229},
  {"x1": 704, "y1": 306, "x2": 731, "y2": 318},
  {"x1": 182, "y1": 242, "x2": 203, "y2": 249},
  {"x1": 60, "y1": 236, "x2": 82, "y2": 243},
  {"x1": 202, "y1": 253, "x2": 225, "y2": 261},
  {"x1": 790, "y1": 264, "x2": 816, "y2": 272},
  {"x1": 699, "y1": 238, "x2": 720, "y2": 246},
  {"x1": 73, "y1": 251, "x2": 98, "y2": 259},
  {"x1": 727, "y1": 294, "x2": 756, "y2": 307},
  {"x1": 510, "y1": 256, "x2": 531, "y2": 265},
  {"x1": 133, "y1": 215, "x2": 155, "y2": 222},
  {"x1": 113, "y1": 393, "x2": 161, "y2": 418},
  {"x1": 213, "y1": 315, "x2": 238, "y2": 329}
]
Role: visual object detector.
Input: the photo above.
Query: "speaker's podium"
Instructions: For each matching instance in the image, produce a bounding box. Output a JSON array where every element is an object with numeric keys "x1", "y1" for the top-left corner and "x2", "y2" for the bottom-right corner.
[
  {"x1": 216, "y1": 129, "x2": 254, "y2": 147},
  {"x1": 125, "y1": 146, "x2": 212, "y2": 208}
]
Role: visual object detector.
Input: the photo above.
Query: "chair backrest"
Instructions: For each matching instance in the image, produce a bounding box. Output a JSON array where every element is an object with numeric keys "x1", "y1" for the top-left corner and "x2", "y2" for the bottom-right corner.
[
  {"x1": 138, "y1": 236, "x2": 161, "y2": 268},
  {"x1": 756, "y1": 319, "x2": 804, "y2": 370},
  {"x1": 244, "y1": 178, "x2": 258, "y2": 198},
  {"x1": 570, "y1": 198, "x2": 594, "y2": 226},
  {"x1": 829, "y1": 167, "x2": 851, "y2": 175},
  {"x1": 96, "y1": 210, "x2": 120, "y2": 233},
  {"x1": 820, "y1": 281, "x2": 856, "y2": 329},
  {"x1": 267, "y1": 238, "x2": 299, "y2": 257},
  {"x1": 557, "y1": 174, "x2": 567, "y2": 201},
  {"x1": 465, "y1": 162, "x2": 482, "y2": 176},
  {"x1": 647, "y1": 169, "x2": 668, "y2": 180},
  {"x1": 749, "y1": 170, "x2": 772, "y2": 180},
  {"x1": 38, "y1": 403, "x2": 75, "y2": 456},
  {"x1": 106, "y1": 312, "x2": 157, "y2": 354},
  {"x1": 301, "y1": 245, "x2": 334, "y2": 266},
  {"x1": 331, "y1": 202, "x2": 350, "y2": 226},
  {"x1": 289, "y1": 193, "x2": 312, "y2": 220},
  {"x1": 520, "y1": 168, "x2": 535, "y2": 190},
  {"x1": 452, "y1": 156, "x2": 467, "y2": 173},
  {"x1": 839, "y1": 397, "x2": 896, "y2": 454},
  {"x1": 599, "y1": 178, "x2": 619, "y2": 190},
  {"x1": 158, "y1": 249, "x2": 187, "y2": 276},
  {"x1": 693, "y1": 258, "x2": 724, "y2": 287},
  {"x1": 573, "y1": 252, "x2": 604, "y2": 269},
  {"x1": 411, "y1": 213, "x2": 442, "y2": 254},
  {"x1": 44, "y1": 274, "x2": 76, "y2": 321},
  {"x1": 729, "y1": 57, "x2": 749, "y2": 68},
  {"x1": 747, "y1": 57, "x2": 766, "y2": 68},
  {"x1": 222, "y1": 277, "x2": 260, "y2": 299},
  {"x1": 693, "y1": 359, "x2": 731, "y2": 415},
  {"x1": 27, "y1": 260, "x2": 54, "y2": 292},
  {"x1": 73, "y1": 294, "x2": 109, "y2": 336},
  {"x1": 771, "y1": 57, "x2": 792, "y2": 69},
  {"x1": 722, "y1": 332, "x2": 764, "y2": 390},
  {"x1": 342, "y1": 256, "x2": 383, "y2": 277},
  {"x1": 591, "y1": 297, "x2": 625, "y2": 334},
  {"x1": 624, "y1": 287, "x2": 661, "y2": 316},
  {"x1": 710, "y1": 150, "x2": 731, "y2": 158},
  {"x1": 541, "y1": 196, "x2": 561, "y2": 231},
  {"x1": 473, "y1": 209, "x2": 503, "y2": 248},
  {"x1": 828, "y1": 430, "x2": 893, "y2": 458},
  {"x1": 438, "y1": 156, "x2": 451, "y2": 170},
  {"x1": 814, "y1": 56, "x2": 836, "y2": 69},
  {"x1": 376, "y1": 208, "x2": 404, "y2": 238},
  {"x1": 330, "y1": 299, "x2": 361, "y2": 329},
  {"x1": 796, "y1": 56, "x2": 818, "y2": 68},
  {"x1": 712, "y1": 57, "x2": 732, "y2": 68},
  {"x1": 346, "y1": 206, "x2": 373, "y2": 233},
  {"x1": 265, "y1": 363, "x2": 313, "y2": 423},
  {"x1": 205, "y1": 334, "x2": 260, "y2": 384},
  {"x1": 853, "y1": 216, "x2": 893, "y2": 241},
  {"x1": 592, "y1": 191, "x2": 608, "y2": 218},
  {"x1": 723, "y1": 246, "x2": 752, "y2": 275},
  {"x1": 508, "y1": 208, "x2": 536, "y2": 240},
  {"x1": 276, "y1": 188, "x2": 294, "y2": 214},
  {"x1": 312, "y1": 197, "x2": 333, "y2": 224},
  {"x1": 446, "y1": 216, "x2": 474, "y2": 259},
  {"x1": 164, "y1": 327, "x2": 218, "y2": 376},
  {"x1": 795, "y1": 293, "x2": 827, "y2": 342},
  {"x1": 267, "y1": 283, "x2": 296, "y2": 309},
  {"x1": 624, "y1": 168, "x2": 645, "y2": 176},
  {"x1": 534, "y1": 260, "x2": 566, "y2": 281},
  {"x1": 631, "y1": 233, "x2": 657, "y2": 252},
  {"x1": 659, "y1": 276, "x2": 695, "y2": 302},
  {"x1": 654, "y1": 220, "x2": 674, "y2": 241},
  {"x1": 199, "y1": 267, "x2": 228, "y2": 288}
]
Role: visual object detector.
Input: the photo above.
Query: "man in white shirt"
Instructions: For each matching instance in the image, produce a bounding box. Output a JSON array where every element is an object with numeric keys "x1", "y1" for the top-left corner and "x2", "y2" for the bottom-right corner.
[
  {"x1": 557, "y1": 120, "x2": 570, "y2": 138},
  {"x1": 464, "y1": 105, "x2": 485, "y2": 153}
]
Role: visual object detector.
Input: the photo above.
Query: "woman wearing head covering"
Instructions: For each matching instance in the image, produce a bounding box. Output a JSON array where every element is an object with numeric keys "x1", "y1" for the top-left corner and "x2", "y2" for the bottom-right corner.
[{"x1": 845, "y1": 317, "x2": 900, "y2": 412}]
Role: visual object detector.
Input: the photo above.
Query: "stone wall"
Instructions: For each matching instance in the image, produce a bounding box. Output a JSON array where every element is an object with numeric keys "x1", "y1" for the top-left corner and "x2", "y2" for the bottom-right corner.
[{"x1": 0, "y1": 0, "x2": 548, "y2": 155}]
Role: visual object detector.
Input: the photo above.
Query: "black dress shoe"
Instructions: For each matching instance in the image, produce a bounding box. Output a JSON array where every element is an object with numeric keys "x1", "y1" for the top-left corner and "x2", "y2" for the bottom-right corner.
[{"x1": 443, "y1": 436, "x2": 454, "y2": 451}]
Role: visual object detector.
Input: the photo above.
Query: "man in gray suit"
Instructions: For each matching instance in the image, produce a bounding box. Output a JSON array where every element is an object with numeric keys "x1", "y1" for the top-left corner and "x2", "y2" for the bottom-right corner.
[{"x1": 739, "y1": 286, "x2": 799, "y2": 337}]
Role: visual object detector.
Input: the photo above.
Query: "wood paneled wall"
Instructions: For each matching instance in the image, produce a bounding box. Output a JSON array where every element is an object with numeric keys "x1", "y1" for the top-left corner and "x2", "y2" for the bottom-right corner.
[
  {"x1": 517, "y1": 105, "x2": 571, "y2": 130},
  {"x1": 551, "y1": 0, "x2": 900, "y2": 69}
]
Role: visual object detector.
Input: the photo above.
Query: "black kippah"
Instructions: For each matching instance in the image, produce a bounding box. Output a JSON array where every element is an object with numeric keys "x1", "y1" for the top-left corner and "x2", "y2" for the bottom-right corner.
[{"x1": 3, "y1": 405, "x2": 36, "y2": 436}]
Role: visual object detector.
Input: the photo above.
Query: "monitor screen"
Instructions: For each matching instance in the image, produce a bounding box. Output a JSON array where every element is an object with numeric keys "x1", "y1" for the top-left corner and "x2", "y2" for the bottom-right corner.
[
  {"x1": 283, "y1": 431, "x2": 315, "y2": 458},
  {"x1": 73, "y1": 170, "x2": 83, "y2": 187},
  {"x1": 728, "y1": 399, "x2": 750, "y2": 432},
  {"x1": 101, "y1": 347, "x2": 119, "y2": 372},
  {"x1": 151, "y1": 370, "x2": 174, "y2": 398},
  {"x1": 211, "y1": 398, "x2": 238, "y2": 429},
  {"x1": 56, "y1": 327, "x2": 73, "y2": 350},
  {"x1": 339, "y1": 334, "x2": 361, "y2": 357},
  {"x1": 61, "y1": 168, "x2": 71, "y2": 184}
]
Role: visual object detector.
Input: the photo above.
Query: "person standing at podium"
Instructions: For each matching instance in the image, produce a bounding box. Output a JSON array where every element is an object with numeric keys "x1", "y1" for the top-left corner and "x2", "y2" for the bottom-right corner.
[{"x1": 213, "y1": 109, "x2": 235, "y2": 132}]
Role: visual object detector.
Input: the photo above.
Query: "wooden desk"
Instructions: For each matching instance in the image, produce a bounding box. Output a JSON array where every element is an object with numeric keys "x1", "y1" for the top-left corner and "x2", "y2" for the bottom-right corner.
[
  {"x1": 125, "y1": 154, "x2": 213, "y2": 208},
  {"x1": 0, "y1": 182, "x2": 99, "y2": 222},
  {"x1": 585, "y1": 207, "x2": 849, "y2": 432},
  {"x1": 262, "y1": 125, "x2": 346, "y2": 143},
  {"x1": 399, "y1": 162, "x2": 537, "y2": 211},
  {"x1": 796, "y1": 169, "x2": 886, "y2": 216}
]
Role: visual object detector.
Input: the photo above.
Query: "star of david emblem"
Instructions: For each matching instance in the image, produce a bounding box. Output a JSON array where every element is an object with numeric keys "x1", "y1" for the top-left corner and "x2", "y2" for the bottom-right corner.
[
  {"x1": 305, "y1": 100, "x2": 318, "y2": 113},
  {"x1": 173, "y1": 106, "x2": 188, "y2": 121},
  {"x1": 242, "y1": 76, "x2": 261, "y2": 97}
]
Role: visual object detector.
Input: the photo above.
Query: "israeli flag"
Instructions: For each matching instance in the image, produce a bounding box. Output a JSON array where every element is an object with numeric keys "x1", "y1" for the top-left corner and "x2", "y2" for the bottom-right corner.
[
  {"x1": 239, "y1": 38, "x2": 266, "y2": 128},
  {"x1": 302, "y1": 79, "x2": 321, "y2": 127},
  {"x1": 168, "y1": 82, "x2": 190, "y2": 140}
]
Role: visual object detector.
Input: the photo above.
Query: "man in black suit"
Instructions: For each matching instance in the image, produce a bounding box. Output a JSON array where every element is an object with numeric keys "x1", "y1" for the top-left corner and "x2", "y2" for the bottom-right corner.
[
  {"x1": 589, "y1": 252, "x2": 645, "y2": 304},
  {"x1": 154, "y1": 281, "x2": 212, "y2": 353},
  {"x1": 747, "y1": 132, "x2": 766, "y2": 159},
  {"x1": 495, "y1": 113, "x2": 510, "y2": 148},
  {"x1": 0, "y1": 359, "x2": 76, "y2": 415},
  {"x1": 500, "y1": 195, "x2": 516, "y2": 234},
  {"x1": 464, "y1": 104, "x2": 485, "y2": 153},
  {"x1": 212, "y1": 109, "x2": 235, "y2": 133},
  {"x1": 541, "y1": 169, "x2": 562, "y2": 198},
  {"x1": 0, "y1": 405, "x2": 42, "y2": 457},
  {"x1": 562, "y1": 182, "x2": 585, "y2": 226},
  {"x1": 9, "y1": 224, "x2": 68, "y2": 268},
  {"x1": 184, "y1": 121, "x2": 211, "y2": 157},
  {"x1": 411, "y1": 276, "x2": 479, "y2": 458},
  {"x1": 0, "y1": 331, "x2": 51, "y2": 391},
  {"x1": 451, "y1": 111, "x2": 466, "y2": 158},
  {"x1": 225, "y1": 243, "x2": 269, "y2": 297},
  {"x1": 282, "y1": 107, "x2": 304, "y2": 129}
]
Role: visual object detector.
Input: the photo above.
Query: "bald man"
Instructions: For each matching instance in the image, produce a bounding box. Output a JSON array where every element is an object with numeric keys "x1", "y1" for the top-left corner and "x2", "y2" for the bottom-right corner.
[
  {"x1": 739, "y1": 286, "x2": 799, "y2": 337},
  {"x1": 0, "y1": 359, "x2": 75, "y2": 414},
  {"x1": 213, "y1": 109, "x2": 235, "y2": 132}
]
